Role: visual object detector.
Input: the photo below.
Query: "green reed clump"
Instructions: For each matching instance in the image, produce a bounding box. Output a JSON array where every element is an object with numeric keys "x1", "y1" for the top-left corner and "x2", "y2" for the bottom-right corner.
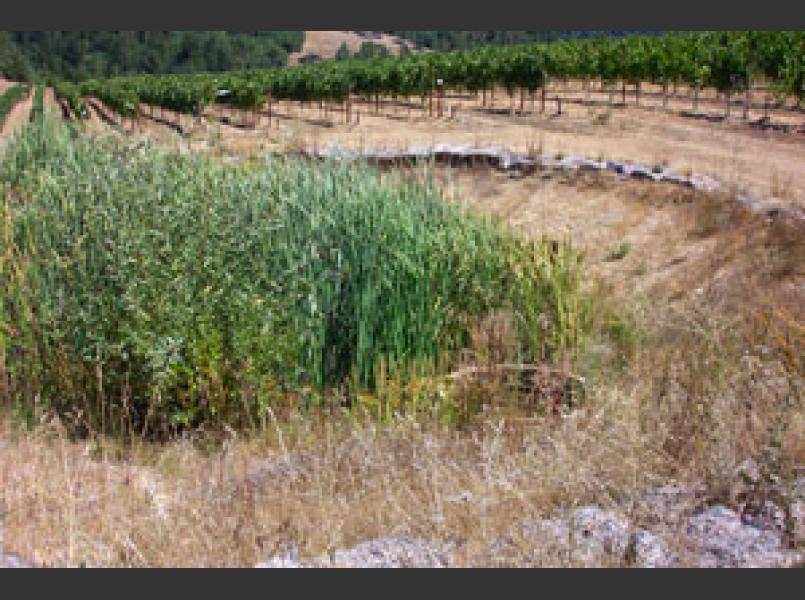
[
  {"x1": 1, "y1": 116, "x2": 590, "y2": 435},
  {"x1": 28, "y1": 85, "x2": 44, "y2": 123}
]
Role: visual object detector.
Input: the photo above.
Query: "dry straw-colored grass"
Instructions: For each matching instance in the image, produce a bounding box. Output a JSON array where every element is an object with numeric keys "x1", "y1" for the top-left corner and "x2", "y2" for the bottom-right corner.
[
  {"x1": 1, "y1": 107, "x2": 803, "y2": 567},
  {"x1": 1, "y1": 199, "x2": 801, "y2": 567}
]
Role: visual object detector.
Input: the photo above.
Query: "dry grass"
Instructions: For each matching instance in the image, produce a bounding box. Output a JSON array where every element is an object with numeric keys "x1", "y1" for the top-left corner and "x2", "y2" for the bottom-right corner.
[
  {"x1": 1, "y1": 196, "x2": 801, "y2": 568},
  {"x1": 1, "y1": 304, "x2": 799, "y2": 568},
  {"x1": 212, "y1": 91, "x2": 805, "y2": 209},
  {"x1": 0, "y1": 379, "x2": 679, "y2": 569},
  {"x1": 2, "y1": 99, "x2": 803, "y2": 567},
  {"x1": 88, "y1": 83, "x2": 805, "y2": 214}
]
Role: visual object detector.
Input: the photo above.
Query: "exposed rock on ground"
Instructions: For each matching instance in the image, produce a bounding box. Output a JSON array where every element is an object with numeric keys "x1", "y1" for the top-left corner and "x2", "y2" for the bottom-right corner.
[
  {"x1": 256, "y1": 538, "x2": 453, "y2": 569},
  {"x1": 685, "y1": 506, "x2": 801, "y2": 568},
  {"x1": 0, "y1": 554, "x2": 32, "y2": 568},
  {"x1": 254, "y1": 477, "x2": 805, "y2": 569},
  {"x1": 626, "y1": 529, "x2": 678, "y2": 568}
]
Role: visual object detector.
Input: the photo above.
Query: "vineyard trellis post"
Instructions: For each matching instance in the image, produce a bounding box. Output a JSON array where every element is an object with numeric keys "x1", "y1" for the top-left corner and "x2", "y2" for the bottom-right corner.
[
  {"x1": 428, "y1": 65, "x2": 434, "y2": 118},
  {"x1": 744, "y1": 77, "x2": 751, "y2": 121}
]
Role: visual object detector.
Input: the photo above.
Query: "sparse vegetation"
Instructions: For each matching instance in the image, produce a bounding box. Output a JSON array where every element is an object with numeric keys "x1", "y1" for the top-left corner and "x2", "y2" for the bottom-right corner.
[{"x1": 606, "y1": 242, "x2": 632, "y2": 262}]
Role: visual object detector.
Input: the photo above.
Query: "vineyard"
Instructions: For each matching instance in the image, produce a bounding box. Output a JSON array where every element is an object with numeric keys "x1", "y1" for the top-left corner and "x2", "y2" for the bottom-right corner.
[{"x1": 63, "y1": 32, "x2": 805, "y2": 124}]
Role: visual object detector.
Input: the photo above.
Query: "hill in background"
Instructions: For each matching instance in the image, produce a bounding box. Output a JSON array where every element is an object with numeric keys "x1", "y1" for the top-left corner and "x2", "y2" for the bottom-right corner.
[{"x1": 289, "y1": 31, "x2": 420, "y2": 64}]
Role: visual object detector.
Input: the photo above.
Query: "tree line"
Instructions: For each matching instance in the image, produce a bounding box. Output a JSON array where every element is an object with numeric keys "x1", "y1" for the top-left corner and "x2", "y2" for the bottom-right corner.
[{"x1": 3, "y1": 32, "x2": 305, "y2": 82}]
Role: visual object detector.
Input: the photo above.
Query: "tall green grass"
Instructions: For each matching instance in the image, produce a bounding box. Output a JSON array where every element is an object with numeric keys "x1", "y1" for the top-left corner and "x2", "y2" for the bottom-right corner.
[
  {"x1": 1, "y1": 116, "x2": 591, "y2": 434},
  {"x1": 28, "y1": 85, "x2": 44, "y2": 123}
]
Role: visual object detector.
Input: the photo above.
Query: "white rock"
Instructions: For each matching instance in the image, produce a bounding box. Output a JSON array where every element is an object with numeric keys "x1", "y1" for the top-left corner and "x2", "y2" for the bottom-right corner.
[
  {"x1": 686, "y1": 506, "x2": 803, "y2": 568},
  {"x1": 257, "y1": 538, "x2": 452, "y2": 569},
  {"x1": 627, "y1": 529, "x2": 678, "y2": 568}
]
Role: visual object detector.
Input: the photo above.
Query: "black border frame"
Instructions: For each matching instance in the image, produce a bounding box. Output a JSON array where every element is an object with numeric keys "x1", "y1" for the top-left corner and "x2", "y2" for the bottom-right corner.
[{"x1": 4, "y1": 0, "x2": 805, "y2": 29}]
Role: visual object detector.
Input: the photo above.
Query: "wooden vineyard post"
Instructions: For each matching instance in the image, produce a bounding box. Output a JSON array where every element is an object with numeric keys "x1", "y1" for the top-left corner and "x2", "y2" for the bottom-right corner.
[
  {"x1": 621, "y1": 43, "x2": 629, "y2": 107},
  {"x1": 693, "y1": 84, "x2": 699, "y2": 112},
  {"x1": 556, "y1": 96, "x2": 562, "y2": 116},
  {"x1": 744, "y1": 82, "x2": 751, "y2": 121},
  {"x1": 541, "y1": 86, "x2": 546, "y2": 113},
  {"x1": 622, "y1": 79, "x2": 627, "y2": 106},
  {"x1": 663, "y1": 81, "x2": 669, "y2": 109},
  {"x1": 428, "y1": 65, "x2": 434, "y2": 118},
  {"x1": 726, "y1": 75, "x2": 737, "y2": 118},
  {"x1": 636, "y1": 81, "x2": 641, "y2": 107}
]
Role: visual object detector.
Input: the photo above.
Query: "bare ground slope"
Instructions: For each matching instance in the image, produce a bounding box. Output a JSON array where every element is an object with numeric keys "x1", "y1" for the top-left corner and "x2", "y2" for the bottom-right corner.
[{"x1": 289, "y1": 31, "x2": 418, "y2": 64}]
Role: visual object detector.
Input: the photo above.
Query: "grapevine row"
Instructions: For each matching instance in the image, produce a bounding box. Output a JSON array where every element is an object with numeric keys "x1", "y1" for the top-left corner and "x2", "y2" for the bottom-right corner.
[{"x1": 75, "y1": 31, "x2": 805, "y2": 120}]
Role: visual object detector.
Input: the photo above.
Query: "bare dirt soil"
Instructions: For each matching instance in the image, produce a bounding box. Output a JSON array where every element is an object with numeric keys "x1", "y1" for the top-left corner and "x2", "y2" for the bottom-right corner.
[
  {"x1": 0, "y1": 84, "x2": 32, "y2": 153},
  {"x1": 289, "y1": 31, "x2": 420, "y2": 64},
  {"x1": 117, "y1": 85, "x2": 804, "y2": 212}
]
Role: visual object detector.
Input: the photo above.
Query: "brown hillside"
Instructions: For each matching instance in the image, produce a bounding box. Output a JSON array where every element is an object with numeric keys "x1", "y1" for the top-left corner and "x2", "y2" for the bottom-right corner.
[{"x1": 289, "y1": 31, "x2": 420, "y2": 64}]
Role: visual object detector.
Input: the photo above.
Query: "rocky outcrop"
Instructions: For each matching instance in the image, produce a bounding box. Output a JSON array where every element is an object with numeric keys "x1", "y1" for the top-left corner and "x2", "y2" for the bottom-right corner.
[
  {"x1": 304, "y1": 144, "x2": 725, "y2": 192},
  {"x1": 303, "y1": 144, "x2": 805, "y2": 226},
  {"x1": 626, "y1": 529, "x2": 678, "y2": 568},
  {"x1": 256, "y1": 538, "x2": 453, "y2": 569},
  {"x1": 0, "y1": 554, "x2": 32, "y2": 569},
  {"x1": 254, "y1": 476, "x2": 805, "y2": 568},
  {"x1": 684, "y1": 505, "x2": 800, "y2": 568}
]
